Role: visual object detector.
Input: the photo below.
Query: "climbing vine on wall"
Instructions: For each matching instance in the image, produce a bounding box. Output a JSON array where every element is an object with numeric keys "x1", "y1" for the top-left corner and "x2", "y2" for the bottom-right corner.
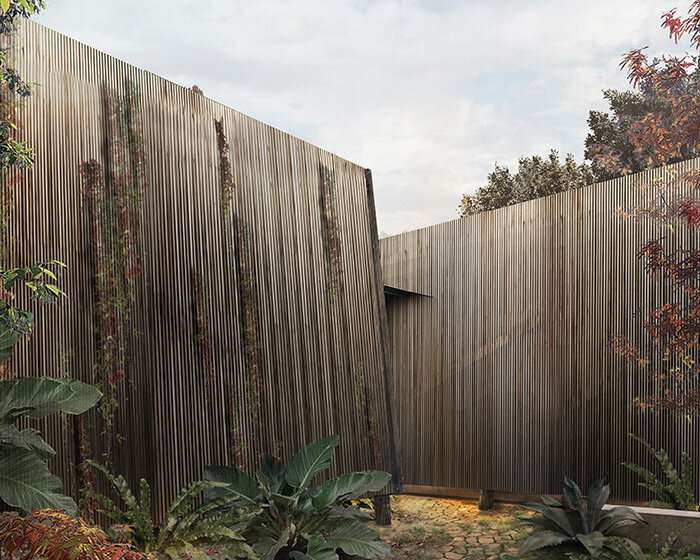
[
  {"x1": 79, "y1": 81, "x2": 148, "y2": 463},
  {"x1": 76, "y1": 416, "x2": 97, "y2": 523},
  {"x1": 320, "y1": 164, "x2": 344, "y2": 297},
  {"x1": 234, "y1": 219, "x2": 264, "y2": 421},
  {"x1": 192, "y1": 269, "x2": 214, "y2": 385},
  {"x1": 226, "y1": 381, "x2": 248, "y2": 469},
  {"x1": 215, "y1": 118, "x2": 264, "y2": 439},
  {"x1": 215, "y1": 118, "x2": 234, "y2": 217},
  {"x1": 354, "y1": 369, "x2": 383, "y2": 468}
]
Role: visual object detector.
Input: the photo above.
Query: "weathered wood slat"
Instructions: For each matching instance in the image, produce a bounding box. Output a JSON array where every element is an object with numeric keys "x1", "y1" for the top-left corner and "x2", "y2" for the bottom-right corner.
[
  {"x1": 381, "y1": 159, "x2": 700, "y2": 501},
  {"x1": 7, "y1": 20, "x2": 401, "y2": 520}
]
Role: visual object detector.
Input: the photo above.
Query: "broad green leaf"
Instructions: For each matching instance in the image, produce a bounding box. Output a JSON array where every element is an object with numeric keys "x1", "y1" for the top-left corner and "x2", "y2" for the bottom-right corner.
[
  {"x1": 0, "y1": 0, "x2": 9, "y2": 14},
  {"x1": 0, "y1": 423, "x2": 55, "y2": 459},
  {"x1": 0, "y1": 377, "x2": 102, "y2": 422},
  {"x1": 289, "y1": 536, "x2": 338, "y2": 560},
  {"x1": 517, "y1": 530, "x2": 571, "y2": 557},
  {"x1": 0, "y1": 323, "x2": 18, "y2": 362},
  {"x1": 0, "y1": 445, "x2": 77, "y2": 516},
  {"x1": 286, "y1": 435, "x2": 339, "y2": 490},
  {"x1": 253, "y1": 527, "x2": 291, "y2": 560},
  {"x1": 313, "y1": 471, "x2": 391, "y2": 509},
  {"x1": 204, "y1": 465, "x2": 262, "y2": 505},
  {"x1": 261, "y1": 453, "x2": 286, "y2": 492},
  {"x1": 325, "y1": 519, "x2": 392, "y2": 559}
]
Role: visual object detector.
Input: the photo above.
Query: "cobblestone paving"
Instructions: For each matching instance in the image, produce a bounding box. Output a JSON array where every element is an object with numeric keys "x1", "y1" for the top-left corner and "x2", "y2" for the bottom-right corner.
[{"x1": 370, "y1": 494, "x2": 533, "y2": 560}]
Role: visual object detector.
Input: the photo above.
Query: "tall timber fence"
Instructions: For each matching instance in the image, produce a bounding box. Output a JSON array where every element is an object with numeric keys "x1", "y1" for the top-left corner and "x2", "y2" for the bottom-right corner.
[
  {"x1": 6, "y1": 21, "x2": 401, "y2": 519},
  {"x1": 380, "y1": 159, "x2": 700, "y2": 502}
]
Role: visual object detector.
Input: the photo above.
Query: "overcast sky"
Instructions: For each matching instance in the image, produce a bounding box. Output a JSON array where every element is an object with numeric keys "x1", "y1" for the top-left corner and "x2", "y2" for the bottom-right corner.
[{"x1": 36, "y1": 0, "x2": 681, "y2": 236}]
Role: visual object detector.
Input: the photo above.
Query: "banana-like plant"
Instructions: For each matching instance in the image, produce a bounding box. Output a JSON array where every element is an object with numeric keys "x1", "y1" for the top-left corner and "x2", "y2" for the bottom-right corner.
[
  {"x1": 83, "y1": 460, "x2": 256, "y2": 560},
  {"x1": 517, "y1": 476, "x2": 645, "y2": 558},
  {"x1": 204, "y1": 435, "x2": 393, "y2": 560},
  {"x1": 0, "y1": 376, "x2": 101, "y2": 516},
  {"x1": 623, "y1": 433, "x2": 696, "y2": 511}
]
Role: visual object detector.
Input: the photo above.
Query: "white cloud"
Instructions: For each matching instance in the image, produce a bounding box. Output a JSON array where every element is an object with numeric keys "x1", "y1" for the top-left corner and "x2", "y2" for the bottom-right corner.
[{"x1": 36, "y1": 0, "x2": 684, "y2": 234}]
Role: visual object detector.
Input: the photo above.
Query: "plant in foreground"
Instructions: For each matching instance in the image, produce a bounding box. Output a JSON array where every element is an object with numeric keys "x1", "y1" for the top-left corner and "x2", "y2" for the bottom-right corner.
[
  {"x1": 84, "y1": 460, "x2": 255, "y2": 559},
  {"x1": 0, "y1": 376, "x2": 101, "y2": 515},
  {"x1": 583, "y1": 521, "x2": 700, "y2": 560},
  {"x1": 517, "y1": 476, "x2": 645, "y2": 558},
  {"x1": 0, "y1": 509, "x2": 154, "y2": 560},
  {"x1": 623, "y1": 433, "x2": 696, "y2": 511},
  {"x1": 205, "y1": 435, "x2": 393, "y2": 560}
]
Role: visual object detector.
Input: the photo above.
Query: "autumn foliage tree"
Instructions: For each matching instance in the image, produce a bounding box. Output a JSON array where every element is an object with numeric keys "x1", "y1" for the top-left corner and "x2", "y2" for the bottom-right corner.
[{"x1": 604, "y1": 1, "x2": 700, "y2": 413}]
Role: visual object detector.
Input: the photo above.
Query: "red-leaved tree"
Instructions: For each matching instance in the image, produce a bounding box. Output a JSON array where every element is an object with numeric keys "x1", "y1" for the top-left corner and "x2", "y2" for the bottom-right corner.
[{"x1": 605, "y1": 2, "x2": 700, "y2": 413}]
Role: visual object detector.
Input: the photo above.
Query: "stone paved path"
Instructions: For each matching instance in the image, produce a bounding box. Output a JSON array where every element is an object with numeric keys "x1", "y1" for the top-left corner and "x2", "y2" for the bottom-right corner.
[{"x1": 370, "y1": 494, "x2": 532, "y2": 560}]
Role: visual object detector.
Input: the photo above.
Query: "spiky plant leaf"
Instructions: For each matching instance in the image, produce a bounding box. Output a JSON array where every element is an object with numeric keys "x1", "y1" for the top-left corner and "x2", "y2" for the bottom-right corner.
[
  {"x1": 595, "y1": 506, "x2": 645, "y2": 533},
  {"x1": 517, "y1": 530, "x2": 571, "y2": 557},
  {"x1": 576, "y1": 531, "x2": 604, "y2": 557},
  {"x1": 519, "y1": 502, "x2": 574, "y2": 536},
  {"x1": 563, "y1": 476, "x2": 584, "y2": 512},
  {"x1": 540, "y1": 495, "x2": 561, "y2": 507},
  {"x1": 587, "y1": 479, "x2": 611, "y2": 532},
  {"x1": 285, "y1": 435, "x2": 339, "y2": 491}
]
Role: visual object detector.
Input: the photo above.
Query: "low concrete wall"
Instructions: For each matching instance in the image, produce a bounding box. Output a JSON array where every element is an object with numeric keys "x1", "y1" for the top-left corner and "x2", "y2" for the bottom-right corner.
[{"x1": 605, "y1": 505, "x2": 700, "y2": 553}]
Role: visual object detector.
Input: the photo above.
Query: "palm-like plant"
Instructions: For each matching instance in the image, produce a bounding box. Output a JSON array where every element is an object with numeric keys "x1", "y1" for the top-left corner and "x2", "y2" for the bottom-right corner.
[
  {"x1": 83, "y1": 460, "x2": 255, "y2": 560},
  {"x1": 517, "y1": 476, "x2": 645, "y2": 558},
  {"x1": 204, "y1": 435, "x2": 393, "y2": 560},
  {"x1": 623, "y1": 433, "x2": 696, "y2": 511}
]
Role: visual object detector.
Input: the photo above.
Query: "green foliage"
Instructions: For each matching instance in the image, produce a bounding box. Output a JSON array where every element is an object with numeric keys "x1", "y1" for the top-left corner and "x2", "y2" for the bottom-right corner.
[
  {"x1": 84, "y1": 460, "x2": 255, "y2": 560},
  {"x1": 0, "y1": 377, "x2": 101, "y2": 515},
  {"x1": 517, "y1": 476, "x2": 645, "y2": 558},
  {"x1": 0, "y1": 260, "x2": 66, "y2": 348},
  {"x1": 583, "y1": 89, "x2": 697, "y2": 183},
  {"x1": 622, "y1": 434, "x2": 696, "y2": 511},
  {"x1": 458, "y1": 150, "x2": 593, "y2": 217},
  {"x1": 204, "y1": 435, "x2": 392, "y2": 560}
]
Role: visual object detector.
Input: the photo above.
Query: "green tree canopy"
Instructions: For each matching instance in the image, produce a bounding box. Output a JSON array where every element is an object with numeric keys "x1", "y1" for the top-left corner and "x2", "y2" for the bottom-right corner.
[{"x1": 458, "y1": 150, "x2": 593, "y2": 217}]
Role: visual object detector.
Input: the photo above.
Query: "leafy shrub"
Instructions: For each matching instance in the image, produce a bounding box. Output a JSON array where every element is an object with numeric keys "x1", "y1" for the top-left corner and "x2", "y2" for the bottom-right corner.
[
  {"x1": 0, "y1": 509, "x2": 154, "y2": 560},
  {"x1": 84, "y1": 460, "x2": 255, "y2": 559},
  {"x1": 623, "y1": 433, "x2": 696, "y2": 511},
  {"x1": 517, "y1": 476, "x2": 645, "y2": 558},
  {"x1": 584, "y1": 522, "x2": 700, "y2": 560},
  {"x1": 204, "y1": 435, "x2": 393, "y2": 560},
  {"x1": 0, "y1": 376, "x2": 101, "y2": 515}
]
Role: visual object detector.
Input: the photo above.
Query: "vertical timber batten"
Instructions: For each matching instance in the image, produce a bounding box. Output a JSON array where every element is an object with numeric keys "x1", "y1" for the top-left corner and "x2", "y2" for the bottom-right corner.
[{"x1": 8, "y1": 20, "x2": 402, "y2": 519}]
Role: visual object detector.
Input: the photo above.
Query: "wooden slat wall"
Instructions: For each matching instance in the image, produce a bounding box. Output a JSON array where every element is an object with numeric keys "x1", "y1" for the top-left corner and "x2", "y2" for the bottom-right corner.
[
  {"x1": 6, "y1": 20, "x2": 400, "y2": 517},
  {"x1": 380, "y1": 159, "x2": 700, "y2": 501}
]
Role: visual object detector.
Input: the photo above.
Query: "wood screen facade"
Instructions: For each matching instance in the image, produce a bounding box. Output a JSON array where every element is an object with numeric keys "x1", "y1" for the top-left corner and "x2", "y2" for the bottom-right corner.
[
  {"x1": 380, "y1": 159, "x2": 700, "y2": 501},
  {"x1": 6, "y1": 21, "x2": 400, "y2": 518}
]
